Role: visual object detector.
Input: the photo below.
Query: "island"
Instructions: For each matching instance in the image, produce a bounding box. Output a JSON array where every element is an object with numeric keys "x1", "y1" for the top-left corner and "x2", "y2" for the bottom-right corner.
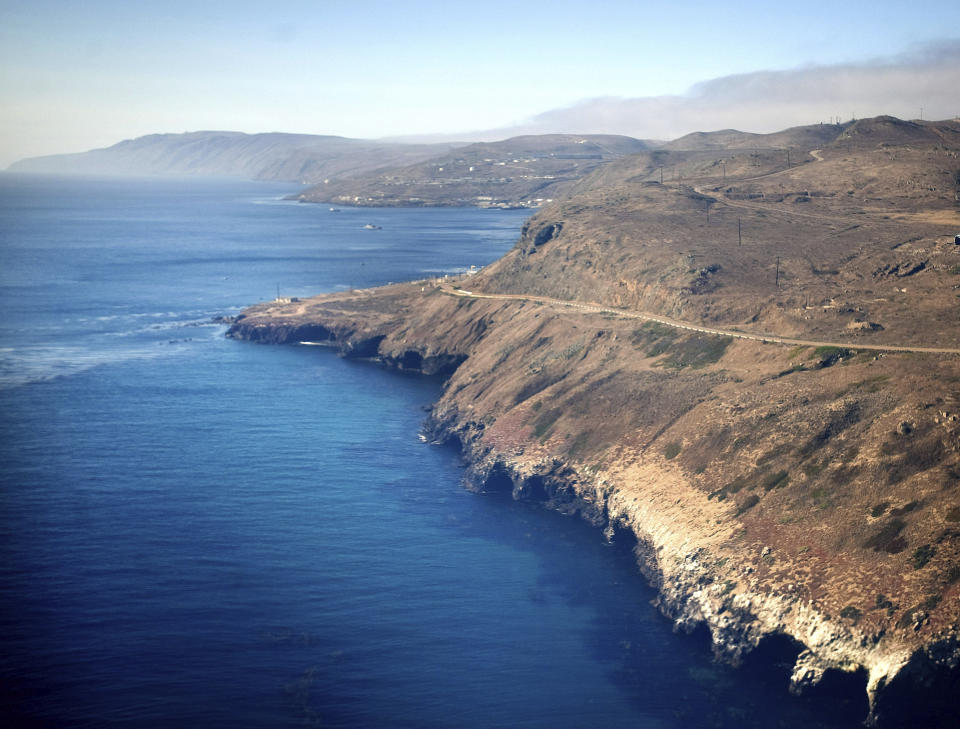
[{"x1": 228, "y1": 116, "x2": 960, "y2": 726}]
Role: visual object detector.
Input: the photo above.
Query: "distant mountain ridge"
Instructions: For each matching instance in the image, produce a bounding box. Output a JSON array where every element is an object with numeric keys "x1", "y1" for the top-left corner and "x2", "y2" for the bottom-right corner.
[
  {"x1": 294, "y1": 133, "x2": 651, "y2": 208},
  {"x1": 7, "y1": 131, "x2": 461, "y2": 184},
  {"x1": 12, "y1": 119, "x2": 957, "y2": 210},
  {"x1": 661, "y1": 122, "x2": 847, "y2": 151}
]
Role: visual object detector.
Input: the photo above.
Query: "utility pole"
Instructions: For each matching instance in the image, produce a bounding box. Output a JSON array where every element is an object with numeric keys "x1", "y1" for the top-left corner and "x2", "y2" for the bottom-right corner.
[
  {"x1": 786, "y1": 149, "x2": 791, "y2": 167},
  {"x1": 738, "y1": 217, "x2": 742, "y2": 247},
  {"x1": 775, "y1": 256, "x2": 781, "y2": 289},
  {"x1": 722, "y1": 161, "x2": 726, "y2": 180},
  {"x1": 659, "y1": 166, "x2": 663, "y2": 184}
]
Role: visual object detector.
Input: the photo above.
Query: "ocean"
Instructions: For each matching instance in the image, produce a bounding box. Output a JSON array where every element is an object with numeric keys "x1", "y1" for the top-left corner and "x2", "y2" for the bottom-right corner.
[{"x1": 0, "y1": 173, "x2": 865, "y2": 728}]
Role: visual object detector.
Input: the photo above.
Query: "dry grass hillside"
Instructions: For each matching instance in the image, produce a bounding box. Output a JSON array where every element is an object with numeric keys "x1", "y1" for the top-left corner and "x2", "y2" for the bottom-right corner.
[
  {"x1": 229, "y1": 116, "x2": 960, "y2": 726},
  {"x1": 295, "y1": 134, "x2": 649, "y2": 208},
  {"x1": 476, "y1": 117, "x2": 960, "y2": 347}
]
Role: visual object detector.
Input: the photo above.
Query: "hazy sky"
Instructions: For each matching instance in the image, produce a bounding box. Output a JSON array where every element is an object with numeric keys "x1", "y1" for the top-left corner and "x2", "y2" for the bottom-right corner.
[{"x1": 1, "y1": 0, "x2": 959, "y2": 166}]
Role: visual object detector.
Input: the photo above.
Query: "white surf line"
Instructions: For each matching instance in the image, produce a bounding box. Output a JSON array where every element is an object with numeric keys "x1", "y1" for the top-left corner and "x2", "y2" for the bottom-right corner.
[{"x1": 446, "y1": 287, "x2": 960, "y2": 355}]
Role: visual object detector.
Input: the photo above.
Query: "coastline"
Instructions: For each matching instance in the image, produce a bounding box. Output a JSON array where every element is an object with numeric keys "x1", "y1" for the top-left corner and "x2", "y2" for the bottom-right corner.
[{"x1": 227, "y1": 282, "x2": 960, "y2": 727}]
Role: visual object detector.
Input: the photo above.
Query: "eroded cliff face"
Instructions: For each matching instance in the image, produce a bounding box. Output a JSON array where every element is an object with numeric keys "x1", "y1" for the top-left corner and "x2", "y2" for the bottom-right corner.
[
  {"x1": 227, "y1": 283, "x2": 960, "y2": 726},
  {"x1": 225, "y1": 116, "x2": 960, "y2": 725}
]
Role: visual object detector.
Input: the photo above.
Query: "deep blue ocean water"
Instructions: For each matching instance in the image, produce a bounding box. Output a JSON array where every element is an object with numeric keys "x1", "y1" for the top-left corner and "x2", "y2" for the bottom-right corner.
[{"x1": 0, "y1": 173, "x2": 866, "y2": 728}]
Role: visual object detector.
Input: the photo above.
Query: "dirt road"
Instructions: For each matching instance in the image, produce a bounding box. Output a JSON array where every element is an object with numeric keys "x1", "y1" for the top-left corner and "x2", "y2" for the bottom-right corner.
[{"x1": 442, "y1": 285, "x2": 960, "y2": 355}]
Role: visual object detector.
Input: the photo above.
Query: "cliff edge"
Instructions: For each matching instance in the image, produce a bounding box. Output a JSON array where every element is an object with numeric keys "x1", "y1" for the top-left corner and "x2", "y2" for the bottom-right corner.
[{"x1": 228, "y1": 116, "x2": 960, "y2": 726}]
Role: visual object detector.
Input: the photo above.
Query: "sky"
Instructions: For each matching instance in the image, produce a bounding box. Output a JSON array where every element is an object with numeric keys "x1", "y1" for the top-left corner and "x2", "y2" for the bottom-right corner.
[{"x1": 1, "y1": 0, "x2": 959, "y2": 167}]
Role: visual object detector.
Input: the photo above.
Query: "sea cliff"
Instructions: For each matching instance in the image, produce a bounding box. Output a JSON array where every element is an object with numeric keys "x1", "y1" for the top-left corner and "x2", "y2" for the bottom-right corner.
[
  {"x1": 228, "y1": 116, "x2": 960, "y2": 726},
  {"x1": 227, "y1": 279, "x2": 960, "y2": 726}
]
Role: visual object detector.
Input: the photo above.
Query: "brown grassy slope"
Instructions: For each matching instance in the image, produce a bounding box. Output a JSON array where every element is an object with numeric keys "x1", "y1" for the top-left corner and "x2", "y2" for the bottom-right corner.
[
  {"x1": 474, "y1": 117, "x2": 960, "y2": 348},
  {"x1": 294, "y1": 134, "x2": 649, "y2": 207},
  {"x1": 662, "y1": 120, "x2": 846, "y2": 151},
  {"x1": 229, "y1": 116, "x2": 960, "y2": 723},
  {"x1": 231, "y1": 280, "x2": 960, "y2": 700}
]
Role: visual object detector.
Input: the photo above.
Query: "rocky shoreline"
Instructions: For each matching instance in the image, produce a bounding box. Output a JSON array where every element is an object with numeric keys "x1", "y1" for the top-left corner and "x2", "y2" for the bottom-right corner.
[
  {"x1": 224, "y1": 116, "x2": 960, "y2": 727},
  {"x1": 227, "y1": 284, "x2": 960, "y2": 727}
]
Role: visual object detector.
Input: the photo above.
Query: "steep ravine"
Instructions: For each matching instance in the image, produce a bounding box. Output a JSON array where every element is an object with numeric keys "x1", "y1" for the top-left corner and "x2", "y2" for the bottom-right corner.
[{"x1": 227, "y1": 287, "x2": 960, "y2": 727}]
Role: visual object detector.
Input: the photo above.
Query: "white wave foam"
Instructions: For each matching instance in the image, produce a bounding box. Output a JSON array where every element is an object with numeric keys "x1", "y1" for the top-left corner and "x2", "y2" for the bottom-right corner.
[{"x1": 0, "y1": 341, "x2": 196, "y2": 389}]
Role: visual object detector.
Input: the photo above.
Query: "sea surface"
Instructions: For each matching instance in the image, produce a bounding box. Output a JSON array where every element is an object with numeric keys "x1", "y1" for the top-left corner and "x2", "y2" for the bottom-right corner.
[{"x1": 0, "y1": 173, "x2": 866, "y2": 728}]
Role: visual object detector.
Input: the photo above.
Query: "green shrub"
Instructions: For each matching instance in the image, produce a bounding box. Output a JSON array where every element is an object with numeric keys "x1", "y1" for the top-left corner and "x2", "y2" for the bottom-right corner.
[
  {"x1": 664, "y1": 440, "x2": 683, "y2": 460},
  {"x1": 839, "y1": 605, "x2": 862, "y2": 622},
  {"x1": 567, "y1": 431, "x2": 591, "y2": 459},
  {"x1": 514, "y1": 371, "x2": 565, "y2": 404},
  {"x1": 890, "y1": 500, "x2": 919, "y2": 517},
  {"x1": 912, "y1": 544, "x2": 936, "y2": 569},
  {"x1": 662, "y1": 335, "x2": 732, "y2": 369},
  {"x1": 561, "y1": 341, "x2": 585, "y2": 359},
  {"x1": 735, "y1": 493, "x2": 760, "y2": 515},
  {"x1": 813, "y1": 345, "x2": 843, "y2": 358},
  {"x1": 725, "y1": 476, "x2": 748, "y2": 494},
  {"x1": 761, "y1": 470, "x2": 790, "y2": 491},
  {"x1": 875, "y1": 594, "x2": 896, "y2": 616},
  {"x1": 494, "y1": 344, "x2": 516, "y2": 366},
  {"x1": 631, "y1": 322, "x2": 677, "y2": 351},
  {"x1": 863, "y1": 518, "x2": 908, "y2": 553},
  {"x1": 533, "y1": 408, "x2": 562, "y2": 440},
  {"x1": 803, "y1": 461, "x2": 825, "y2": 478}
]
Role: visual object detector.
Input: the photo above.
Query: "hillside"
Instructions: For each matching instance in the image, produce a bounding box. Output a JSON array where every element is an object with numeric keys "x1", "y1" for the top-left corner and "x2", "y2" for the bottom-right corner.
[
  {"x1": 294, "y1": 134, "x2": 650, "y2": 208},
  {"x1": 480, "y1": 117, "x2": 960, "y2": 347},
  {"x1": 226, "y1": 116, "x2": 960, "y2": 726},
  {"x1": 6, "y1": 131, "x2": 458, "y2": 184},
  {"x1": 662, "y1": 121, "x2": 846, "y2": 151}
]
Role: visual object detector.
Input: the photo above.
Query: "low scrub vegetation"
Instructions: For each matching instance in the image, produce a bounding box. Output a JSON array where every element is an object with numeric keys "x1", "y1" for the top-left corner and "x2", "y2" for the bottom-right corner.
[
  {"x1": 664, "y1": 440, "x2": 683, "y2": 459},
  {"x1": 533, "y1": 408, "x2": 562, "y2": 440},
  {"x1": 863, "y1": 518, "x2": 908, "y2": 553},
  {"x1": 761, "y1": 470, "x2": 790, "y2": 491},
  {"x1": 661, "y1": 335, "x2": 732, "y2": 369}
]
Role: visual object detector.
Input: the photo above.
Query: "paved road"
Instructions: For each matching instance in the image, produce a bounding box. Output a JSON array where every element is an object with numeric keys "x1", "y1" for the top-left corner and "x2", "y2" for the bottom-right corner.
[{"x1": 441, "y1": 285, "x2": 960, "y2": 355}]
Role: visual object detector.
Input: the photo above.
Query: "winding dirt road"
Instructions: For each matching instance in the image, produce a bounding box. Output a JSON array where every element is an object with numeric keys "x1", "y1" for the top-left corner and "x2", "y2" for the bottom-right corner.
[
  {"x1": 441, "y1": 285, "x2": 960, "y2": 355},
  {"x1": 440, "y1": 147, "x2": 959, "y2": 356}
]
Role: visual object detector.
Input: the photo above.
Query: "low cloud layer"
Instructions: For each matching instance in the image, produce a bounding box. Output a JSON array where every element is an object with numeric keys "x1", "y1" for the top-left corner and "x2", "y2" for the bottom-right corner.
[{"x1": 473, "y1": 39, "x2": 960, "y2": 142}]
